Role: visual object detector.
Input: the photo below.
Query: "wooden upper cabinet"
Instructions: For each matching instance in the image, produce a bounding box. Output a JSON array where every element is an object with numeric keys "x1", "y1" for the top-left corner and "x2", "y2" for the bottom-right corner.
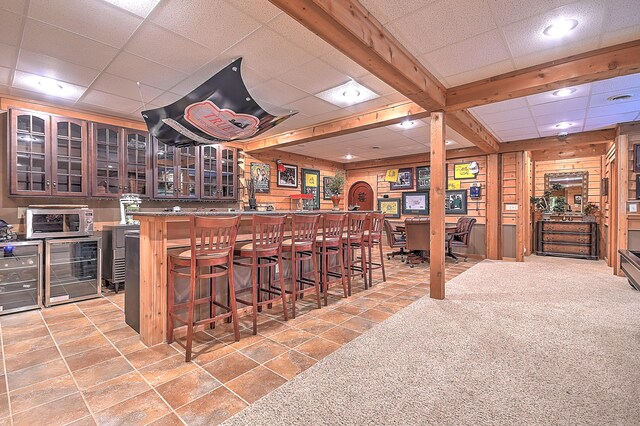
[
  {"x1": 153, "y1": 140, "x2": 200, "y2": 199},
  {"x1": 91, "y1": 123, "x2": 122, "y2": 198},
  {"x1": 200, "y1": 145, "x2": 237, "y2": 200},
  {"x1": 123, "y1": 129, "x2": 152, "y2": 197},
  {"x1": 9, "y1": 109, "x2": 88, "y2": 197}
]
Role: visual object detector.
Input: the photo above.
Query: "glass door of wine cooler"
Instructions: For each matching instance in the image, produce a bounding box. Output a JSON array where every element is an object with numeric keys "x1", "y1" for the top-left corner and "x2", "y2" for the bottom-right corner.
[
  {"x1": 45, "y1": 237, "x2": 101, "y2": 306},
  {"x1": 0, "y1": 241, "x2": 42, "y2": 315}
]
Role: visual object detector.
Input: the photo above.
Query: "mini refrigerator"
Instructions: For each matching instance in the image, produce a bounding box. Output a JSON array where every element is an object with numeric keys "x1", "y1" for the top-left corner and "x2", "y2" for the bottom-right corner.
[
  {"x1": 45, "y1": 237, "x2": 102, "y2": 306},
  {"x1": 0, "y1": 240, "x2": 42, "y2": 314}
]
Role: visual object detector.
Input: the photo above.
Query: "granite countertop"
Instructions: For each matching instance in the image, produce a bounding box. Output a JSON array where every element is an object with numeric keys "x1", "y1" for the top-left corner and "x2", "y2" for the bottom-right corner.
[{"x1": 133, "y1": 210, "x2": 377, "y2": 217}]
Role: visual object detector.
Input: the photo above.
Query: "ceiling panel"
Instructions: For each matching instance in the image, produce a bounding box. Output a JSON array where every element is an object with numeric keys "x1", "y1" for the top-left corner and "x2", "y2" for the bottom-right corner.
[
  {"x1": 91, "y1": 73, "x2": 163, "y2": 104},
  {"x1": 101, "y1": 0, "x2": 161, "y2": 18},
  {"x1": 0, "y1": 10, "x2": 24, "y2": 46},
  {"x1": 16, "y1": 50, "x2": 101, "y2": 87},
  {"x1": 0, "y1": 0, "x2": 26, "y2": 14},
  {"x1": 0, "y1": 43, "x2": 17, "y2": 68},
  {"x1": 266, "y1": 12, "x2": 334, "y2": 57},
  {"x1": 12, "y1": 70, "x2": 86, "y2": 101},
  {"x1": 104, "y1": 52, "x2": 187, "y2": 91},
  {"x1": 80, "y1": 89, "x2": 144, "y2": 112},
  {"x1": 280, "y1": 59, "x2": 349, "y2": 95},
  {"x1": 0, "y1": 67, "x2": 11, "y2": 86}
]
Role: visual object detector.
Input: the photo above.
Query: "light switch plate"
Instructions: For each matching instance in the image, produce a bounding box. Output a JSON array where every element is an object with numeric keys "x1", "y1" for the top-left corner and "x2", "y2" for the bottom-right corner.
[
  {"x1": 505, "y1": 203, "x2": 518, "y2": 211},
  {"x1": 629, "y1": 203, "x2": 638, "y2": 213}
]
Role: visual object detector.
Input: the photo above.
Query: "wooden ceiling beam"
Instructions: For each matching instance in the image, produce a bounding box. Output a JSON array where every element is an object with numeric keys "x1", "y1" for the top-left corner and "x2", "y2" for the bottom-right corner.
[
  {"x1": 267, "y1": 0, "x2": 499, "y2": 153},
  {"x1": 529, "y1": 143, "x2": 609, "y2": 161},
  {"x1": 499, "y1": 128, "x2": 615, "y2": 153},
  {"x1": 446, "y1": 40, "x2": 640, "y2": 111},
  {"x1": 343, "y1": 146, "x2": 485, "y2": 171}
]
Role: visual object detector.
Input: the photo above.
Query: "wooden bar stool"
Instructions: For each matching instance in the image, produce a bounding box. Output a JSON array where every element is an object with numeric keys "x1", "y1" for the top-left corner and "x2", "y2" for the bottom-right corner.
[
  {"x1": 364, "y1": 212, "x2": 387, "y2": 286},
  {"x1": 342, "y1": 212, "x2": 368, "y2": 295},
  {"x1": 316, "y1": 213, "x2": 347, "y2": 305},
  {"x1": 167, "y1": 215, "x2": 240, "y2": 362},
  {"x1": 234, "y1": 215, "x2": 289, "y2": 334},
  {"x1": 282, "y1": 214, "x2": 321, "y2": 318}
]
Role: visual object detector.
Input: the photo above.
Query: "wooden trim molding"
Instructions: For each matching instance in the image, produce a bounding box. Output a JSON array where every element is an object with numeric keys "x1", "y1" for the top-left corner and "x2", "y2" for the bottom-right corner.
[{"x1": 499, "y1": 129, "x2": 615, "y2": 153}]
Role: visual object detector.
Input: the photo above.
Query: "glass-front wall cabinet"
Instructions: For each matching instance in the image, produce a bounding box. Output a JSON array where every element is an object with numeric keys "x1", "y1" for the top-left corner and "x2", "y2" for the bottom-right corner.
[
  {"x1": 52, "y1": 117, "x2": 87, "y2": 196},
  {"x1": 154, "y1": 140, "x2": 200, "y2": 199},
  {"x1": 124, "y1": 129, "x2": 151, "y2": 196},
  {"x1": 92, "y1": 124, "x2": 122, "y2": 197},
  {"x1": 155, "y1": 141, "x2": 176, "y2": 198},
  {"x1": 201, "y1": 145, "x2": 237, "y2": 200}
]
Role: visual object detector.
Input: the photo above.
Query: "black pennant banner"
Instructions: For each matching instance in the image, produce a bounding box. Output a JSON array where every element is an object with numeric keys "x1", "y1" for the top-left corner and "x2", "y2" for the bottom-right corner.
[{"x1": 142, "y1": 58, "x2": 296, "y2": 147}]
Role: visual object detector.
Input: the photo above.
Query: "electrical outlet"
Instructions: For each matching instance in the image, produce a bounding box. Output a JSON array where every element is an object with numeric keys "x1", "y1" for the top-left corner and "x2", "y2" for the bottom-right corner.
[{"x1": 17, "y1": 207, "x2": 27, "y2": 219}]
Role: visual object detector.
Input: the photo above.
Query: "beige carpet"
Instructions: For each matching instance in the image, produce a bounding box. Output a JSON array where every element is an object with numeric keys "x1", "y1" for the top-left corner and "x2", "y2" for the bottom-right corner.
[{"x1": 223, "y1": 256, "x2": 640, "y2": 425}]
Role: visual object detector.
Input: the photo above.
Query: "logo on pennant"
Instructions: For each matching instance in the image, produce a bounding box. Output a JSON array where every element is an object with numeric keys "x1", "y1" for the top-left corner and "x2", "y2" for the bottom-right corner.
[{"x1": 184, "y1": 100, "x2": 260, "y2": 140}]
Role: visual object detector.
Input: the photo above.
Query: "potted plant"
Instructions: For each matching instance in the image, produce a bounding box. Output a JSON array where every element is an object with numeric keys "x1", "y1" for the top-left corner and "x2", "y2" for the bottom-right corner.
[
  {"x1": 328, "y1": 171, "x2": 346, "y2": 210},
  {"x1": 246, "y1": 178, "x2": 257, "y2": 210},
  {"x1": 583, "y1": 202, "x2": 599, "y2": 222}
]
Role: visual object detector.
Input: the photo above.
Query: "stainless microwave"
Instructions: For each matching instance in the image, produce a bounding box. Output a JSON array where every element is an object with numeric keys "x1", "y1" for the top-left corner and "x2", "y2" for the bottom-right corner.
[{"x1": 25, "y1": 208, "x2": 94, "y2": 239}]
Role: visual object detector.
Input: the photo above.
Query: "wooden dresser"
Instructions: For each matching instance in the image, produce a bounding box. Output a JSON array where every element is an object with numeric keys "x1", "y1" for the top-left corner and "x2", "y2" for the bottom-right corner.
[{"x1": 536, "y1": 221, "x2": 598, "y2": 260}]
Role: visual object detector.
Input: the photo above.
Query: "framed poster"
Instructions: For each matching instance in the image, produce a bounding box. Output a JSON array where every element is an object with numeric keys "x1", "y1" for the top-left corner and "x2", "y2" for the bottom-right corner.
[
  {"x1": 322, "y1": 176, "x2": 334, "y2": 200},
  {"x1": 277, "y1": 163, "x2": 298, "y2": 188},
  {"x1": 390, "y1": 168, "x2": 414, "y2": 190},
  {"x1": 574, "y1": 194, "x2": 582, "y2": 204},
  {"x1": 378, "y1": 198, "x2": 401, "y2": 218},
  {"x1": 635, "y1": 144, "x2": 640, "y2": 172},
  {"x1": 250, "y1": 163, "x2": 270, "y2": 193},
  {"x1": 636, "y1": 175, "x2": 640, "y2": 200},
  {"x1": 453, "y1": 162, "x2": 478, "y2": 180},
  {"x1": 402, "y1": 191, "x2": 429, "y2": 215},
  {"x1": 416, "y1": 166, "x2": 430, "y2": 190},
  {"x1": 445, "y1": 190, "x2": 468, "y2": 215},
  {"x1": 301, "y1": 168, "x2": 320, "y2": 209}
]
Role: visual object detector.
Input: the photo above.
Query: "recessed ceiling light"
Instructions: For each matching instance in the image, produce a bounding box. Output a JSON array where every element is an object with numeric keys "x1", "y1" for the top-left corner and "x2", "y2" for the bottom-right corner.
[
  {"x1": 315, "y1": 80, "x2": 379, "y2": 107},
  {"x1": 30, "y1": 76, "x2": 66, "y2": 96},
  {"x1": 344, "y1": 154, "x2": 354, "y2": 160},
  {"x1": 554, "y1": 122, "x2": 573, "y2": 129},
  {"x1": 607, "y1": 94, "x2": 633, "y2": 102},
  {"x1": 543, "y1": 19, "x2": 578, "y2": 37},
  {"x1": 372, "y1": 146, "x2": 381, "y2": 149},
  {"x1": 553, "y1": 88, "x2": 576, "y2": 97},
  {"x1": 558, "y1": 131, "x2": 569, "y2": 137},
  {"x1": 399, "y1": 120, "x2": 415, "y2": 129},
  {"x1": 445, "y1": 139, "x2": 455, "y2": 145}
]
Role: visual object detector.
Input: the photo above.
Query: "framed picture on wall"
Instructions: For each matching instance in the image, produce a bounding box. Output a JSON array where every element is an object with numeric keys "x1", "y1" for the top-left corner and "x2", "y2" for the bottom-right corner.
[
  {"x1": 277, "y1": 163, "x2": 298, "y2": 188},
  {"x1": 402, "y1": 191, "x2": 429, "y2": 215},
  {"x1": 390, "y1": 168, "x2": 414, "y2": 190},
  {"x1": 322, "y1": 176, "x2": 334, "y2": 200},
  {"x1": 378, "y1": 198, "x2": 401, "y2": 218},
  {"x1": 636, "y1": 175, "x2": 640, "y2": 200},
  {"x1": 301, "y1": 168, "x2": 321, "y2": 209},
  {"x1": 250, "y1": 163, "x2": 270, "y2": 193},
  {"x1": 445, "y1": 190, "x2": 468, "y2": 215},
  {"x1": 416, "y1": 166, "x2": 430, "y2": 190},
  {"x1": 574, "y1": 194, "x2": 582, "y2": 204},
  {"x1": 634, "y1": 144, "x2": 640, "y2": 172}
]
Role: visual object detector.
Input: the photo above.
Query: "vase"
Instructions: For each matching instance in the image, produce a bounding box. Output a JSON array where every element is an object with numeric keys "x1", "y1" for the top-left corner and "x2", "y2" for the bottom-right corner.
[
  {"x1": 248, "y1": 197, "x2": 257, "y2": 210},
  {"x1": 331, "y1": 195, "x2": 342, "y2": 211}
]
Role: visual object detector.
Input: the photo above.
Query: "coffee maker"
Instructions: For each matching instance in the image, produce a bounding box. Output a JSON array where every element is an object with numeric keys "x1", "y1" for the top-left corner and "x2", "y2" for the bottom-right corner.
[{"x1": 119, "y1": 194, "x2": 142, "y2": 225}]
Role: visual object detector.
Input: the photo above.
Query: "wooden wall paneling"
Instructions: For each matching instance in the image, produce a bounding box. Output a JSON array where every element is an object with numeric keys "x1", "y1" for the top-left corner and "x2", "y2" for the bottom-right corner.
[
  {"x1": 533, "y1": 157, "x2": 604, "y2": 209},
  {"x1": 430, "y1": 111, "x2": 446, "y2": 299},
  {"x1": 501, "y1": 153, "x2": 518, "y2": 259},
  {"x1": 486, "y1": 153, "x2": 501, "y2": 259},
  {"x1": 615, "y1": 133, "x2": 629, "y2": 275}
]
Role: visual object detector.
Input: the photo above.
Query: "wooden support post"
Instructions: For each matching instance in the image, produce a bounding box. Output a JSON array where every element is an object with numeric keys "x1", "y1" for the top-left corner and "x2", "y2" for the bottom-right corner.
[
  {"x1": 615, "y1": 134, "x2": 629, "y2": 275},
  {"x1": 515, "y1": 152, "x2": 526, "y2": 262},
  {"x1": 486, "y1": 154, "x2": 501, "y2": 259},
  {"x1": 430, "y1": 111, "x2": 446, "y2": 299}
]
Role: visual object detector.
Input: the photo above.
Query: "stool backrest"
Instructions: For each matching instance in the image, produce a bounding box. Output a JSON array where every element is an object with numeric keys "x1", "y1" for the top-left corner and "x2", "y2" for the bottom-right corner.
[
  {"x1": 252, "y1": 214, "x2": 286, "y2": 250},
  {"x1": 291, "y1": 214, "x2": 320, "y2": 243},
  {"x1": 322, "y1": 213, "x2": 345, "y2": 241},
  {"x1": 346, "y1": 212, "x2": 367, "y2": 241},
  {"x1": 191, "y1": 215, "x2": 240, "y2": 257},
  {"x1": 368, "y1": 212, "x2": 385, "y2": 239}
]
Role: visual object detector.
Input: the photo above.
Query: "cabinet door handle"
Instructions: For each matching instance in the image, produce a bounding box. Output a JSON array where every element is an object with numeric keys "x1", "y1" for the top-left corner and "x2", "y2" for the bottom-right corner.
[
  {"x1": 46, "y1": 180, "x2": 50, "y2": 188},
  {"x1": 52, "y1": 181, "x2": 57, "y2": 188}
]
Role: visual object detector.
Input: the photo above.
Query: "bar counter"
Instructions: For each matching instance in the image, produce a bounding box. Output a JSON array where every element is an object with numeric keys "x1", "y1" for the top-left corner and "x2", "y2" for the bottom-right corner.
[{"x1": 133, "y1": 209, "x2": 376, "y2": 346}]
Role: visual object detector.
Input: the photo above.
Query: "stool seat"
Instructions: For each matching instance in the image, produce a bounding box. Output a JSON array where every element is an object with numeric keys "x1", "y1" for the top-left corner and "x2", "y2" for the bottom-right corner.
[
  {"x1": 282, "y1": 239, "x2": 313, "y2": 251},
  {"x1": 316, "y1": 235, "x2": 341, "y2": 246},
  {"x1": 234, "y1": 242, "x2": 279, "y2": 257},
  {"x1": 172, "y1": 249, "x2": 229, "y2": 262}
]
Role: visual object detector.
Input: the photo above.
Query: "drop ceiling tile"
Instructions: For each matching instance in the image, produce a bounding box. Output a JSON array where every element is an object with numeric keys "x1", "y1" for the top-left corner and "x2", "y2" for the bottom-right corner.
[
  {"x1": 470, "y1": 97, "x2": 529, "y2": 115},
  {"x1": 0, "y1": 0, "x2": 26, "y2": 14},
  {"x1": 343, "y1": 97, "x2": 391, "y2": 114},
  {"x1": 151, "y1": 0, "x2": 261, "y2": 52},
  {"x1": 529, "y1": 96, "x2": 589, "y2": 116},
  {"x1": 422, "y1": 30, "x2": 510, "y2": 78},
  {"x1": 525, "y1": 83, "x2": 591, "y2": 106},
  {"x1": 444, "y1": 60, "x2": 514, "y2": 87},
  {"x1": 584, "y1": 112, "x2": 638, "y2": 129},
  {"x1": 359, "y1": 0, "x2": 438, "y2": 25},
  {"x1": 21, "y1": 19, "x2": 118, "y2": 69},
  {"x1": 166, "y1": 57, "x2": 260, "y2": 96},
  {"x1": 385, "y1": 92, "x2": 409, "y2": 103},
  {"x1": 602, "y1": 0, "x2": 640, "y2": 32},
  {"x1": 0, "y1": 43, "x2": 18, "y2": 68},
  {"x1": 590, "y1": 73, "x2": 640, "y2": 94},
  {"x1": 538, "y1": 126, "x2": 584, "y2": 137},
  {"x1": 16, "y1": 50, "x2": 100, "y2": 87},
  {"x1": 150, "y1": 91, "x2": 182, "y2": 107},
  {"x1": 587, "y1": 100, "x2": 640, "y2": 118},
  {"x1": 489, "y1": 117, "x2": 537, "y2": 132},
  {"x1": 28, "y1": 0, "x2": 142, "y2": 48},
  {"x1": 511, "y1": 36, "x2": 600, "y2": 69},
  {"x1": 267, "y1": 13, "x2": 334, "y2": 57},
  {"x1": 320, "y1": 50, "x2": 370, "y2": 79},
  {"x1": 533, "y1": 109, "x2": 587, "y2": 126},
  {"x1": 131, "y1": 102, "x2": 160, "y2": 118},
  {"x1": 502, "y1": 0, "x2": 605, "y2": 58},
  {"x1": 279, "y1": 59, "x2": 349, "y2": 95},
  {"x1": 389, "y1": 0, "x2": 497, "y2": 54},
  {"x1": 388, "y1": 119, "x2": 428, "y2": 133},
  {"x1": 125, "y1": 22, "x2": 213, "y2": 74},
  {"x1": 306, "y1": 108, "x2": 353, "y2": 124},
  {"x1": 0, "y1": 66, "x2": 11, "y2": 85},
  {"x1": 101, "y1": 0, "x2": 161, "y2": 18},
  {"x1": 227, "y1": 0, "x2": 281, "y2": 23},
  {"x1": 537, "y1": 120, "x2": 584, "y2": 135},
  {"x1": 227, "y1": 27, "x2": 315, "y2": 79},
  {"x1": 0, "y1": 10, "x2": 25, "y2": 46},
  {"x1": 12, "y1": 70, "x2": 87, "y2": 101},
  {"x1": 600, "y1": 24, "x2": 640, "y2": 47},
  {"x1": 589, "y1": 89, "x2": 640, "y2": 108},
  {"x1": 488, "y1": 0, "x2": 577, "y2": 26},
  {"x1": 250, "y1": 78, "x2": 308, "y2": 106},
  {"x1": 494, "y1": 127, "x2": 540, "y2": 141},
  {"x1": 283, "y1": 96, "x2": 339, "y2": 117},
  {"x1": 9, "y1": 86, "x2": 78, "y2": 108},
  {"x1": 0, "y1": 84, "x2": 10, "y2": 95},
  {"x1": 81, "y1": 89, "x2": 146, "y2": 112},
  {"x1": 357, "y1": 74, "x2": 397, "y2": 97},
  {"x1": 91, "y1": 73, "x2": 163, "y2": 103},
  {"x1": 105, "y1": 52, "x2": 187, "y2": 91},
  {"x1": 475, "y1": 107, "x2": 533, "y2": 125}
]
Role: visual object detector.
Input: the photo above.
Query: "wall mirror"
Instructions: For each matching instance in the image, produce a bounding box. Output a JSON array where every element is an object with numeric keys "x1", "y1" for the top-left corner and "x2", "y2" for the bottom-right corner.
[{"x1": 544, "y1": 172, "x2": 589, "y2": 213}]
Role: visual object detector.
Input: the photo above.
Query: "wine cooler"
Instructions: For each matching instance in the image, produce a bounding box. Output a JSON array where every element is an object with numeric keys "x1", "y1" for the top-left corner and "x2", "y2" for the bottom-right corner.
[
  {"x1": 45, "y1": 237, "x2": 102, "y2": 306},
  {"x1": 0, "y1": 241, "x2": 42, "y2": 315}
]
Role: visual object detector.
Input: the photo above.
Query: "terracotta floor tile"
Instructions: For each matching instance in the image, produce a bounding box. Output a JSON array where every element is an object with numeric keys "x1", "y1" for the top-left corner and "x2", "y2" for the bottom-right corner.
[
  {"x1": 320, "y1": 326, "x2": 361, "y2": 345},
  {"x1": 82, "y1": 371, "x2": 150, "y2": 413},
  {"x1": 7, "y1": 358, "x2": 69, "y2": 391},
  {"x1": 42, "y1": 310, "x2": 86, "y2": 326},
  {"x1": 341, "y1": 316, "x2": 377, "y2": 333},
  {"x1": 47, "y1": 316, "x2": 94, "y2": 334},
  {"x1": 373, "y1": 303, "x2": 405, "y2": 314},
  {"x1": 295, "y1": 337, "x2": 341, "y2": 361},
  {"x1": 315, "y1": 309, "x2": 354, "y2": 325},
  {"x1": 255, "y1": 319, "x2": 289, "y2": 337},
  {"x1": 72, "y1": 356, "x2": 134, "y2": 390},
  {"x1": 139, "y1": 354, "x2": 198, "y2": 387},
  {"x1": 58, "y1": 333, "x2": 110, "y2": 358},
  {"x1": 65, "y1": 346, "x2": 121, "y2": 372},
  {"x1": 112, "y1": 335, "x2": 147, "y2": 355},
  {"x1": 294, "y1": 317, "x2": 335, "y2": 335},
  {"x1": 191, "y1": 341, "x2": 236, "y2": 366},
  {"x1": 386, "y1": 296, "x2": 414, "y2": 307},
  {"x1": 0, "y1": 375, "x2": 6, "y2": 393},
  {"x1": 359, "y1": 308, "x2": 393, "y2": 323},
  {"x1": 103, "y1": 324, "x2": 139, "y2": 342},
  {"x1": 3, "y1": 334, "x2": 55, "y2": 357},
  {"x1": 147, "y1": 413, "x2": 185, "y2": 426},
  {"x1": 1, "y1": 325, "x2": 50, "y2": 345},
  {"x1": 67, "y1": 415, "x2": 97, "y2": 426},
  {"x1": 347, "y1": 298, "x2": 380, "y2": 309},
  {"x1": 269, "y1": 328, "x2": 314, "y2": 348},
  {"x1": 4, "y1": 345, "x2": 61, "y2": 372},
  {"x1": 360, "y1": 291, "x2": 390, "y2": 302},
  {"x1": 155, "y1": 369, "x2": 221, "y2": 409},
  {"x1": 202, "y1": 352, "x2": 259, "y2": 383},
  {"x1": 9, "y1": 373, "x2": 77, "y2": 414},
  {"x1": 12, "y1": 393, "x2": 89, "y2": 426},
  {"x1": 218, "y1": 328, "x2": 265, "y2": 350},
  {"x1": 125, "y1": 344, "x2": 179, "y2": 369},
  {"x1": 0, "y1": 393, "x2": 8, "y2": 419},
  {"x1": 49, "y1": 324, "x2": 101, "y2": 346},
  {"x1": 0, "y1": 310, "x2": 43, "y2": 328},
  {"x1": 334, "y1": 304, "x2": 367, "y2": 315},
  {"x1": 240, "y1": 339, "x2": 288, "y2": 364},
  {"x1": 176, "y1": 386, "x2": 247, "y2": 426},
  {"x1": 226, "y1": 366, "x2": 287, "y2": 403},
  {"x1": 40, "y1": 303, "x2": 80, "y2": 318},
  {"x1": 93, "y1": 389, "x2": 170, "y2": 426},
  {"x1": 204, "y1": 322, "x2": 243, "y2": 339},
  {"x1": 264, "y1": 350, "x2": 317, "y2": 380}
]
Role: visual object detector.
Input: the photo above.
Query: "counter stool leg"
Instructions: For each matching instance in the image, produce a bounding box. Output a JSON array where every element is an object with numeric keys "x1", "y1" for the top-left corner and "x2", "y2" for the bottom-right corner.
[
  {"x1": 210, "y1": 269, "x2": 216, "y2": 330},
  {"x1": 345, "y1": 245, "x2": 352, "y2": 297},
  {"x1": 227, "y1": 261, "x2": 240, "y2": 342},
  {"x1": 338, "y1": 247, "x2": 347, "y2": 298},
  {"x1": 322, "y1": 250, "x2": 328, "y2": 306},
  {"x1": 279, "y1": 254, "x2": 289, "y2": 321},
  {"x1": 251, "y1": 260, "x2": 258, "y2": 335},
  {"x1": 367, "y1": 244, "x2": 373, "y2": 288},
  {"x1": 167, "y1": 259, "x2": 175, "y2": 344},
  {"x1": 361, "y1": 245, "x2": 368, "y2": 290},
  {"x1": 379, "y1": 241, "x2": 386, "y2": 282},
  {"x1": 185, "y1": 274, "x2": 196, "y2": 362},
  {"x1": 291, "y1": 252, "x2": 298, "y2": 318},
  {"x1": 312, "y1": 249, "x2": 321, "y2": 309}
]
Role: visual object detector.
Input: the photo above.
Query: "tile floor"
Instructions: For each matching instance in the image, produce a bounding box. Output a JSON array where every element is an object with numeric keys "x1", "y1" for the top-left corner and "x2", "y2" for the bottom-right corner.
[{"x1": 0, "y1": 256, "x2": 479, "y2": 426}]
